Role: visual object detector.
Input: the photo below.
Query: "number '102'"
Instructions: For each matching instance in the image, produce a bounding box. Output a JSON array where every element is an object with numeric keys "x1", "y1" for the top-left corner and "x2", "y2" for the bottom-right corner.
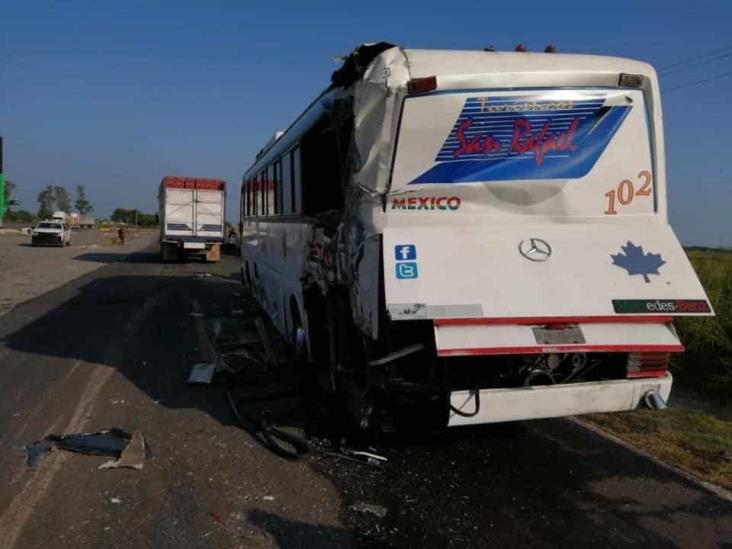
[{"x1": 604, "y1": 170, "x2": 652, "y2": 215}]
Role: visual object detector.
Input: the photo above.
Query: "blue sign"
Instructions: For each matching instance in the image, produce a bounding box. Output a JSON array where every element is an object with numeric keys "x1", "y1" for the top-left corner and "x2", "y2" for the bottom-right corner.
[
  {"x1": 410, "y1": 95, "x2": 630, "y2": 184},
  {"x1": 396, "y1": 262, "x2": 419, "y2": 279},
  {"x1": 395, "y1": 244, "x2": 417, "y2": 261}
]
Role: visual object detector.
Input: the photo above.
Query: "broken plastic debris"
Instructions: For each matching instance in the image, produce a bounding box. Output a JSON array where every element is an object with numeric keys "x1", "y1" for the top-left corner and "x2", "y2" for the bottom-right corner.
[
  {"x1": 350, "y1": 502, "x2": 387, "y2": 519},
  {"x1": 99, "y1": 431, "x2": 150, "y2": 470},
  {"x1": 339, "y1": 446, "x2": 388, "y2": 466},
  {"x1": 110, "y1": 497, "x2": 122, "y2": 504},
  {"x1": 26, "y1": 428, "x2": 150, "y2": 468},
  {"x1": 188, "y1": 363, "x2": 216, "y2": 385}
]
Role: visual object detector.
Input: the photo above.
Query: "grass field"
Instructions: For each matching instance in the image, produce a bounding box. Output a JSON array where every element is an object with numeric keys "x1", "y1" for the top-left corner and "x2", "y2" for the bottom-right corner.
[{"x1": 588, "y1": 249, "x2": 732, "y2": 490}]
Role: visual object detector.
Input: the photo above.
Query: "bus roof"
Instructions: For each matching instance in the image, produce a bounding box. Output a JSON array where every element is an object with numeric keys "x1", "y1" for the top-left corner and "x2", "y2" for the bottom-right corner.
[
  {"x1": 401, "y1": 49, "x2": 655, "y2": 80},
  {"x1": 243, "y1": 45, "x2": 661, "y2": 189}
]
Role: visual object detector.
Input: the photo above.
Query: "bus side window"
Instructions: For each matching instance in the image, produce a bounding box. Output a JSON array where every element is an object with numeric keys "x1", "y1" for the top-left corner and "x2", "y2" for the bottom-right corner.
[
  {"x1": 292, "y1": 147, "x2": 302, "y2": 214},
  {"x1": 255, "y1": 174, "x2": 259, "y2": 216},
  {"x1": 244, "y1": 180, "x2": 247, "y2": 222},
  {"x1": 275, "y1": 160, "x2": 283, "y2": 215},
  {"x1": 260, "y1": 170, "x2": 267, "y2": 216},
  {"x1": 282, "y1": 153, "x2": 293, "y2": 214},
  {"x1": 269, "y1": 163, "x2": 277, "y2": 216},
  {"x1": 246, "y1": 179, "x2": 252, "y2": 217},
  {"x1": 270, "y1": 165, "x2": 277, "y2": 216},
  {"x1": 300, "y1": 115, "x2": 347, "y2": 215}
]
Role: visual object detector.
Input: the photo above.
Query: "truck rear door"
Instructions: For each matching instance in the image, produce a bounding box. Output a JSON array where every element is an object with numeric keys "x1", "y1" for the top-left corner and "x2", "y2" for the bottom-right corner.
[
  {"x1": 194, "y1": 189, "x2": 224, "y2": 239},
  {"x1": 164, "y1": 188, "x2": 195, "y2": 238}
]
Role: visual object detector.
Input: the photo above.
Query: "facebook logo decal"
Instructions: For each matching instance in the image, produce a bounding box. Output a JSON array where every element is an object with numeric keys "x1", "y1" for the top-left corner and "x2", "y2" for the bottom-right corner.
[
  {"x1": 395, "y1": 244, "x2": 417, "y2": 261},
  {"x1": 396, "y1": 262, "x2": 419, "y2": 279}
]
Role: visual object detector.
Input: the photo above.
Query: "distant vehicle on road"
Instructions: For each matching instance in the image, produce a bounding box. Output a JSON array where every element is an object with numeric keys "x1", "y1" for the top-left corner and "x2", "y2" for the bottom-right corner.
[
  {"x1": 158, "y1": 176, "x2": 225, "y2": 262},
  {"x1": 65, "y1": 212, "x2": 97, "y2": 230},
  {"x1": 51, "y1": 211, "x2": 96, "y2": 230},
  {"x1": 31, "y1": 220, "x2": 71, "y2": 247},
  {"x1": 240, "y1": 43, "x2": 714, "y2": 430}
]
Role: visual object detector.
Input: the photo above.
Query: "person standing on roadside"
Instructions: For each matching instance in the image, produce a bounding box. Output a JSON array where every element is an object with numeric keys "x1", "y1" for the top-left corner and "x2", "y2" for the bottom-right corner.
[{"x1": 117, "y1": 225, "x2": 125, "y2": 247}]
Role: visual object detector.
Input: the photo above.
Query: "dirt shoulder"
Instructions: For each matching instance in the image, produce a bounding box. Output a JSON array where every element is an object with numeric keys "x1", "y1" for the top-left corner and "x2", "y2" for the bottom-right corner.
[{"x1": 0, "y1": 228, "x2": 156, "y2": 316}]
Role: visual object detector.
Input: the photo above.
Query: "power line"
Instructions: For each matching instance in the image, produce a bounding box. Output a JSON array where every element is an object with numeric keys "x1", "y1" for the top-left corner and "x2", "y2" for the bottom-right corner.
[
  {"x1": 659, "y1": 44, "x2": 732, "y2": 72},
  {"x1": 664, "y1": 70, "x2": 732, "y2": 93},
  {"x1": 660, "y1": 51, "x2": 732, "y2": 75}
]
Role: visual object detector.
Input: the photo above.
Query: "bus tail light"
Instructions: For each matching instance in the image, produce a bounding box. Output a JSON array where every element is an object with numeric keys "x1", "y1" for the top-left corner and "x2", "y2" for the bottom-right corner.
[
  {"x1": 408, "y1": 76, "x2": 437, "y2": 95},
  {"x1": 626, "y1": 352, "x2": 671, "y2": 379}
]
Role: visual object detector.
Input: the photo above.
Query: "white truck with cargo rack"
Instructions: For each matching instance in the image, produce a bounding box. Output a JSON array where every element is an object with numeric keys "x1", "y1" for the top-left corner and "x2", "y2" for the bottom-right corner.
[{"x1": 158, "y1": 176, "x2": 226, "y2": 262}]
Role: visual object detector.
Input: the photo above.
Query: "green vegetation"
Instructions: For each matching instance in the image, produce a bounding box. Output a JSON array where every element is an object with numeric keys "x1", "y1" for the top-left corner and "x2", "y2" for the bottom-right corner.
[
  {"x1": 3, "y1": 209, "x2": 36, "y2": 224},
  {"x1": 588, "y1": 249, "x2": 732, "y2": 490},
  {"x1": 673, "y1": 250, "x2": 732, "y2": 399},
  {"x1": 75, "y1": 185, "x2": 93, "y2": 215},
  {"x1": 110, "y1": 208, "x2": 158, "y2": 226}
]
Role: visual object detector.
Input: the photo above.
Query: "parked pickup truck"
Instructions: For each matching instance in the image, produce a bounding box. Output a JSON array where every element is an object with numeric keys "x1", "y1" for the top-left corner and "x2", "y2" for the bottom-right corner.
[{"x1": 31, "y1": 220, "x2": 72, "y2": 247}]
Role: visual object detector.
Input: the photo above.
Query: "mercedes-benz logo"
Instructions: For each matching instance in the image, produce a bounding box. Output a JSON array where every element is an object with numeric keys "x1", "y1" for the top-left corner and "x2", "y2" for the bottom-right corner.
[{"x1": 518, "y1": 238, "x2": 552, "y2": 262}]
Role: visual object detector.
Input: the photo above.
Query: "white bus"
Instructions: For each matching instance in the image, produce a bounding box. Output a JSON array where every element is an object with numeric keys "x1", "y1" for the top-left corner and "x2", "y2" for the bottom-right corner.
[{"x1": 240, "y1": 43, "x2": 712, "y2": 429}]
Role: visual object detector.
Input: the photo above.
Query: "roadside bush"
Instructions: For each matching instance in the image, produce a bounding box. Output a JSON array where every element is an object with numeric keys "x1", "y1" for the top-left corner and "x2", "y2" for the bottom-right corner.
[
  {"x1": 673, "y1": 250, "x2": 732, "y2": 398},
  {"x1": 3, "y1": 209, "x2": 36, "y2": 224}
]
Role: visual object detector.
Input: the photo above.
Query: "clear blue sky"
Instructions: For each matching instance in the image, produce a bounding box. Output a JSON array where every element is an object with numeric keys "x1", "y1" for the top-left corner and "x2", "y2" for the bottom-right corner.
[{"x1": 1, "y1": 0, "x2": 730, "y2": 246}]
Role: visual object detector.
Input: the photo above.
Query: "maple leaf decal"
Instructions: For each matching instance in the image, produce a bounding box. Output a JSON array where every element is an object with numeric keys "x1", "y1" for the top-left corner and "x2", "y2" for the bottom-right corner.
[{"x1": 611, "y1": 241, "x2": 666, "y2": 283}]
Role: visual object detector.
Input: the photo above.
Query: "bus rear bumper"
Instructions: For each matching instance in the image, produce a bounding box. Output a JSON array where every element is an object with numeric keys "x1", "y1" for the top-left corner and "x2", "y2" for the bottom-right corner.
[{"x1": 448, "y1": 374, "x2": 672, "y2": 427}]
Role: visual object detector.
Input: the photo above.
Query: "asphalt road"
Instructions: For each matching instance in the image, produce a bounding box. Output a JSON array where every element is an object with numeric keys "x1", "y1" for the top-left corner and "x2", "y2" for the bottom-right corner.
[{"x1": 0, "y1": 246, "x2": 730, "y2": 548}]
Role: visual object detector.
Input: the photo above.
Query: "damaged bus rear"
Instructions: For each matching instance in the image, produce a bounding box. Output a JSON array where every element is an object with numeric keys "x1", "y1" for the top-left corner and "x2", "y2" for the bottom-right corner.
[{"x1": 240, "y1": 44, "x2": 712, "y2": 429}]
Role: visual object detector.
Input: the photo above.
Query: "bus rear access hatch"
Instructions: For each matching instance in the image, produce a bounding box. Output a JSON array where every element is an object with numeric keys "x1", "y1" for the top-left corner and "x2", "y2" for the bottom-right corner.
[{"x1": 383, "y1": 223, "x2": 711, "y2": 355}]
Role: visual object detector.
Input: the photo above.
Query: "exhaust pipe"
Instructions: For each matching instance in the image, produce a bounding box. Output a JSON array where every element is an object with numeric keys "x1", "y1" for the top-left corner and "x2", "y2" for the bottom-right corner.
[{"x1": 643, "y1": 390, "x2": 668, "y2": 410}]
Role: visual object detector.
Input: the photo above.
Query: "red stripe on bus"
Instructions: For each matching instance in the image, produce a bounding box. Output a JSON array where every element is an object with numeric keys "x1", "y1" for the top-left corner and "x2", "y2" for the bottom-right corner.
[
  {"x1": 626, "y1": 370, "x2": 669, "y2": 379},
  {"x1": 437, "y1": 344, "x2": 684, "y2": 357},
  {"x1": 434, "y1": 316, "x2": 673, "y2": 327}
]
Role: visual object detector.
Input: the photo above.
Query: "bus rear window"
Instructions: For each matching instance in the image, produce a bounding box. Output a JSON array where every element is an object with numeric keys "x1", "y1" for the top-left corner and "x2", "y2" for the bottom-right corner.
[{"x1": 390, "y1": 89, "x2": 656, "y2": 218}]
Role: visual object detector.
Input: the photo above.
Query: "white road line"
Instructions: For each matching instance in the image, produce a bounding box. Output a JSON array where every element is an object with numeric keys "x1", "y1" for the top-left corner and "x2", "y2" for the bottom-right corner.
[{"x1": 0, "y1": 365, "x2": 115, "y2": 548}]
